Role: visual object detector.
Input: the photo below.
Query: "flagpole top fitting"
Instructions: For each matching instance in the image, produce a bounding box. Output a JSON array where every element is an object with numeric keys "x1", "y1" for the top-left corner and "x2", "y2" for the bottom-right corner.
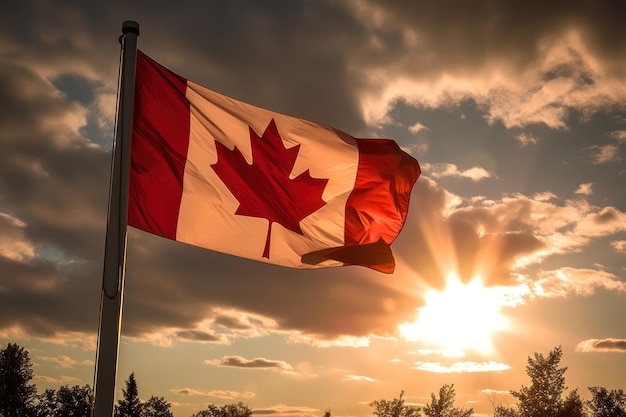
[{"x1": 122, "y1": 21, "x2": 140, "y2": 36}]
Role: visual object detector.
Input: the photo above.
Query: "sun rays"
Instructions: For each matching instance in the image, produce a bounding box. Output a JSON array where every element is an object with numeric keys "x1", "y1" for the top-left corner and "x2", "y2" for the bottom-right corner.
[{"x1": 399, "y1": 274, "x2": 509, "y2": 356}]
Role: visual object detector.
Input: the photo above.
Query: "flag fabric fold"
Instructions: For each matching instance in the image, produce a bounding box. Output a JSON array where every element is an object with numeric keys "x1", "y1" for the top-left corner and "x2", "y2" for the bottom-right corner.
[{"x1": 128, "y1": 50, "x2": 420, "y2": 273}]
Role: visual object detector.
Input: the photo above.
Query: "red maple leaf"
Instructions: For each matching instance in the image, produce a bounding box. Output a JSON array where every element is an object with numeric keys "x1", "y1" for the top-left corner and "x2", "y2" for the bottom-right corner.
[{"x1": 211, "y1": 119, "x2": 329, "y2": 259}]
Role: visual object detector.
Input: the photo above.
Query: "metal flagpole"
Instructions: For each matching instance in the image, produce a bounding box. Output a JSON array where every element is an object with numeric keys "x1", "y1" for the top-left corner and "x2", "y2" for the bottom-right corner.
[{"x1": 93, "y1": 20, "x2": 139, "y2": 417}]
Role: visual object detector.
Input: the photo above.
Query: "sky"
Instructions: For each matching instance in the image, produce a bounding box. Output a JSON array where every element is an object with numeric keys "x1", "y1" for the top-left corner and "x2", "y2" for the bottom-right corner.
[{"x1": 1, "y1": 1, "x2": 625, "y2": 416}]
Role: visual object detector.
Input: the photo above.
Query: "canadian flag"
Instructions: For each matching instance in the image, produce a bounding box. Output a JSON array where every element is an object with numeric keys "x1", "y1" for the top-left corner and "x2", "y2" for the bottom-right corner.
[{"x1": 129, "y1": 51, "x2": 420, "y2": 273}]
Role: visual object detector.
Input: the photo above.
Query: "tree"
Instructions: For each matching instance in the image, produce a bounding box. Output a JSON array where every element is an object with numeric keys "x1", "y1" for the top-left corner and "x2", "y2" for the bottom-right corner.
[
  {"x1": 511, "y1": 346, "x2": 567, "y2": 417},
  {"x1": 32, "y1": 385, "x2": 93, "y2": 417},
  {"x1": 557, "y1": 389, "x2": 585, "y2": 417},
  {"x1": 33, "y1": 389, "x2": 58, "y2": 417},
  {"x1": 494, "y1": 406, "x2": 519, "y2": 417},
  {"x1": 116, "y1": 373, "x2": 143, "y2": 417},
  {"x1": 587, "y1": 387, "x2": 626, "y2": 417},
  {"x1": 56, "y1": 385, "x2": 93, "y2": 417},
  {"x1": 369, "y1": 391, "x2": 422, "y2": 417},
  {"x1": 190, "y1": 402, "x2": 252, "y2": 417},
  {"x1": 222, "y1": 403, "x2": 252, "y2": 417},
  {"x1": 0, "y1": 343, "x2": 37, "y2": 417},
  {"x1": 141, "y1": 396, "x2": 174, "y2": 417},
  {"x1": 423, "y1": 385, "x2": 473, "y2": 417}
]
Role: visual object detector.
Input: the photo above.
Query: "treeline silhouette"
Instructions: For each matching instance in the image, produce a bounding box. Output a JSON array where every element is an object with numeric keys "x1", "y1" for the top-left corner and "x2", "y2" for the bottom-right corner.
[{"x1": 0, "y1": 343, "x2": 625, "y2": 417}]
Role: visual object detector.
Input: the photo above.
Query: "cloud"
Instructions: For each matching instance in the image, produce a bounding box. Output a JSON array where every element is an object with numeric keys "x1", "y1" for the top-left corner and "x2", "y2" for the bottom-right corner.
[
  {"x1": 0, "y1": 44, "x2": 115, "y2": 344},
  {"x1": 345, "y1": 375, "x2": 377, "y2": 382},
  {"x1": 94, "y1": 217, "x2": 426, "y2": 342},
  {"x1": 349, "y1": 2, "x2": 626, "y2": 130},
  {"x1": 210, "y1": 309, "x2": 279, "y2": 336},
  {"x1": 124, "y1": 309, "x2": 290, "y2": 347},
  {"x1": 205, "y1": 356, "x2": 297, "y2": 375},
  {"x1": 37, "y1": 332, "x2": 97, "y2": 351},
  {"x1": 575, "y1": 206, "x2": 626, "y2": 237},
  {"x1": 174, "y1": 330, "x2": 223, "y2": 343},
  {"x1": 480, "y1": 389, "x2": 512, "y2": 396},
  {"x1": 286, "y1": 333, "x2": 370, "y2": 348},
  {"x1": 0, "y1": 61, "x2": 88, "y2": 147},
  {"x1": 391, "y1": 177, "x2": 626, "y2": 307},
  {"x1": 589, "y1": 144, "x2": 621, "y2": 164},
  {"x1": 36, "y1": 354, "x2": 93, "y2": 368},
  {"x1": 252, "y1": 404, "x2": 322, "y2": 417},
  {"x1": 170, "y1": 388, "x2": 255, "y2": 400},
  {"x1": 515, "y1": 133, "x2": 539, "y2": 147},
  {"x1": 423, "y1": 163, "x2": 493, "y2": 181},
  {"x1": 575, "y1": 182, "x2": 593, "y2": 195},
  {"x1": 0, "y1": 213, "x2": 36, "y2": 262},
  {"x1": 33, "y1": 375, "x2": 82, "y2": 384},
  {"x1": 609, "y1": 130, "x2": 626, "y2": 143},
  {"x1": 365, "y1": 38, "x2": 624, "y2": 129},
  {"x1": 0, "y1": 59, "x2": 106, "y2": 243},
  {"x1": 397, "y1": 179, "x2": 565, "y2": 286},
  {"x1": 213, "y1": 315, "x2": 257, "y2": 330},
  {"x1": 413, "y1": 361, "x2": 511, "y2": 373},
  {"x1": 611, "y1": 240, "x2": 626, "y2": 253},
  {"x1": 414, "y1": 349, "x2": 456, "y2": 357},
  {"x1": 124, "y1": 314, "x2": 277, "y2": 346},
  {"x1": 576, "y1": 338, "x2": 626, "y2": 353},
  {"x1": 532, "y1": 268, "x2": 626, "y2": 298},
  {"x1": 408, "y1": 122, "x2": 430, "y2": 135}
]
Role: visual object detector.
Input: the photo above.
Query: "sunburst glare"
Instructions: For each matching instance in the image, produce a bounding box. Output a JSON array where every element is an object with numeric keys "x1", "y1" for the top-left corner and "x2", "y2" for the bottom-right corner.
[{"x1": 399, "y1": 274, "x2": 509, "y2": 356}]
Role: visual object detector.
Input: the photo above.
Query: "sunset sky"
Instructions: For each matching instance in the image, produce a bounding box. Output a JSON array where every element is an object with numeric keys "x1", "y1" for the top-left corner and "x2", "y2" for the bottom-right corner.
[{"x1": 1, "y1": 1, "x2": 625, "y2": 417}]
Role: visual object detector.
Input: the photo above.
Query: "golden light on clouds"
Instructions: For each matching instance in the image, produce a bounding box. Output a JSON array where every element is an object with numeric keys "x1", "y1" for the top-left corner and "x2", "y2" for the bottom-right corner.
[{"x1": 398, "y1": 275, "x2": 509, "y2": 356}]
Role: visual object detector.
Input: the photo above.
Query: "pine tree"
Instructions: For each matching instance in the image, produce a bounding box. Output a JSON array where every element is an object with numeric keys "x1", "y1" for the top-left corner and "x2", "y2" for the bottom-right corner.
[
  {"x1": 0, "y1": 343, "x2": 37, "y2": 417},
  {"x1": 115, "y1": 373, "x2": 143, "y2": 417}
]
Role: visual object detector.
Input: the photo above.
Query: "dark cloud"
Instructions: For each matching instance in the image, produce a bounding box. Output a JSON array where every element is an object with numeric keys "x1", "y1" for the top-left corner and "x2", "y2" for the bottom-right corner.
[
  {"x1": 592, "y1": 207, "x2": 620, "y2": 224},
  {"x1": 208, "y1": 356, "x2": 292, "y2": 371},
  {"x1": 366, "y1": 0, "x2": 626, "y2": 75},
  {"x1": 576, "y1": 338, "x2": 626, "y2": 352},
  {"x1": 0, "y1": 257, "x2": 101, "y2": 337},
  {"x1": 170, "y1": 387, "x2": 255, "y2": 400},
  {"x1": 1, "y1": 0, "x2": 370, "y2": 133},
  {"x1": 120, "y1": 232, "x2": 420, "y2": 339},
  {"x1": 213, "y1": 315, "x2": 254, "y2": 330},
  {"x1": 0, "y1": 59, "x2": 109, "y2": 259},
  {"x1": 175, "y1": 330, "x2": 222, "y2": 343},
  {"x1": 0, "y1": 55, "x2": 107, "y2": 339},
  {"x1": 0, "y1": 60, "x2": 82, "y2": 142}
]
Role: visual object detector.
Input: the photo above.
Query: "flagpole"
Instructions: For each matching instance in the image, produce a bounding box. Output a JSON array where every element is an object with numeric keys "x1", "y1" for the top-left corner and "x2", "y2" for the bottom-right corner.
[{"x1": 93, "y1": 20, "x2": 139, "y2": 417}]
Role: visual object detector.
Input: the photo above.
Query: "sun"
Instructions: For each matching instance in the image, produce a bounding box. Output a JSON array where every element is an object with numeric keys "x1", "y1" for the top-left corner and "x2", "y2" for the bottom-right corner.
[{"x1": 398, "y1": 274, "x2": 508, "y2": 356}]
